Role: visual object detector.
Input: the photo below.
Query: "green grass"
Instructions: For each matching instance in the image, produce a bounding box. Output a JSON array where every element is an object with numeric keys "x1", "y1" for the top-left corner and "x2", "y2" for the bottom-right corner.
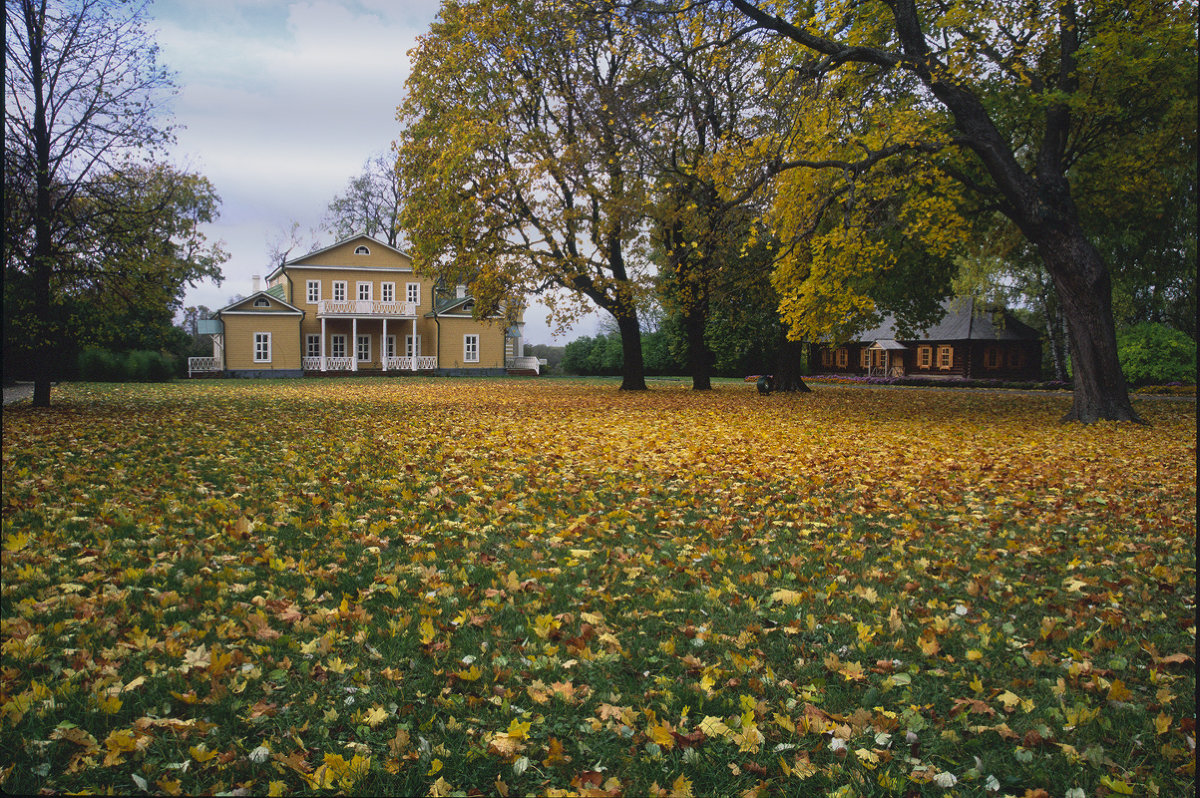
[{"x1": 2, "y1": 379, "x2": 1195, "y2": 796}]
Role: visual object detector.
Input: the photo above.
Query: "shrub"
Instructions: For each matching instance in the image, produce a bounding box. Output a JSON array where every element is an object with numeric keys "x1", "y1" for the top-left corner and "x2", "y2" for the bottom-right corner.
[
  {"x1": 1116, "y1": 324, "x2": 1197, "y2": 386},
  {"x1": 78, "y1": 347, "x2": 122, "y2": 381},
  {"x1": 76, "y1": 348, "x2": 176, "y2": 382}
]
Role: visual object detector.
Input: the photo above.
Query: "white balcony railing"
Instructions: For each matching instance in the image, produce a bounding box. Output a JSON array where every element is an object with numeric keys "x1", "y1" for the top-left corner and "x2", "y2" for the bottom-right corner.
[
  {"x1": 317, "y1": 300, "x2": 417, "y2": 317},
  {"x1": 188, "y1": 357, "x2": 220, "y2": 377},
  {"x1": 325, "y1": 357, "x2": 354, "y2": 371}
]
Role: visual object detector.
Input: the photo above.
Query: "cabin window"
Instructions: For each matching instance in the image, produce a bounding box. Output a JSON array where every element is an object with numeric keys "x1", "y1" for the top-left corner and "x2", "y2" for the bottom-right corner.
[
  {"x1": 357, "y1": 282, "x2": 372, "y2": 301},
  {"x1": 330, "y1": 335, "x2": 346, "y2": 358},
  {"x1": 872, "y1": 349, "x2": 885, "y2": 368},
  {"x1": 860, "y1": 348, "x2": 871, "y2": 369},
  {"x1": 407, "y1": 282, "x2": 421, "y2": 306},
  {"x1": 1007, "y1": 349, "x2": 1026, "y2": 369},
  {"x1": 306, "y1": 280, "x2": 320, "y2": 304},
  {"x1": 464, "y1": 334, "x2": 479, "y2": 363},
  {"x1": 253, "y1": 333, "x2": 271, "y2": 362},
  {"x1": 821, "y1": 348, "x2": 834, "y2": 368},
  {"x1": 354, "y1": 245, "x2": 370, "y2": 255},
  {"x1": 332, "y1": 281, "x2": 347, "y2": 302},
  {"x1": 937, "y1": 345, "x2": 954, "y2": 370},
  {"x1": 253, "y1": 297, "x2": 270, "y2": 307},
  {"x1": 917, "y1": 346, "x2": 932, "y2": 368},
  {"x1": 381, "y1": 282, "x2": 395, "y2": 303},
  {"x1": 306, "y1": 335, "x2": 321, "y2": 358},
  {"x1": 835, "y1": 348, "x2": 848, "y2": 369},
  {"x1": 406, "y1": 335, "x2": 422, "y2": 357},
  {"x1": 983, "y1": 346, "x2": 1003, "y2": 370}
]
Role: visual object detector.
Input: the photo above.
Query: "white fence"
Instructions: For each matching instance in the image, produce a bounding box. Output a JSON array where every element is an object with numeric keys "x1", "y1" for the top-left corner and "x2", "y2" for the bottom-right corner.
[
  {"x1": 188, "y1": 357, "x2": 220, "y2": 377},
  {"x1": 505, "y1": 356, "x2": 541, "y2": 374}
]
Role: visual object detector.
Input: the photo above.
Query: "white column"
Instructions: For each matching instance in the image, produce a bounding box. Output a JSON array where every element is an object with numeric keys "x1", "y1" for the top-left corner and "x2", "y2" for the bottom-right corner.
[
  {"x1": 411, "y1": 317, "x2": 418, "y2": 370},
  {"x1": 321, "y1": 317, "x2": 327, "y2": 371},
  {"x1": 382, "y1": 318, "x2": 389, "y2": 371},
  {"x1": 352, "y1": 318, "x2": 358, "y2": 372}
]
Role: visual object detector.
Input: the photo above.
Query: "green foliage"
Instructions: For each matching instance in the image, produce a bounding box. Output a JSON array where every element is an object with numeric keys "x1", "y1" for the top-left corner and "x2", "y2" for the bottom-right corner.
[
  {"x1": 77, "y1": 348, "x2": 176, "y2": 382},
  {"x1": 561, "y1": 331, "x2": 686, "y2": 376},
  {"x1": 1116, "y1": 324, "x2": 1197, "y2": 386}
]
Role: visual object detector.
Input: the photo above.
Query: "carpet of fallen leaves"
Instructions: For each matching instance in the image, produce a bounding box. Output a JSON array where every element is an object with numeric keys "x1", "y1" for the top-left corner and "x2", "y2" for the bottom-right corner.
[{"x1": 2, "y1": 379, "x2": 1195, "y2": 797}]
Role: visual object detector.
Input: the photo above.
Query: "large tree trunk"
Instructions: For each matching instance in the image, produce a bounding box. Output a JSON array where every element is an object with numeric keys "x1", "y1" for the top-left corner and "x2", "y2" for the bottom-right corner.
[
  {"x1": 29, "y1": 0, "x2": 53, "y2": 410},
  {"x1": 615, "y1": 311, "x2": 647, "y2": 391},
  {"x1": 1037, "y1": 229, "x2": 1141, "y2": 423},
  {"x1": 683, "y1": 294, "x2": 712, "y2": 391},
  {"x1": 773, "y1": 339, "x2": 811, "y2": 392}
]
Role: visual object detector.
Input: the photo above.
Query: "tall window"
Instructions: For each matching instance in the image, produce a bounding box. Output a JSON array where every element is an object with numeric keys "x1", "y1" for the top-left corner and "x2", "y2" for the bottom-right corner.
[
  {"x1": 464, "y1": 334, "x2": 479, "y2": 363},
  {"x1": 306, "y1": 280, "x2": 320, "y2": 304},
  {"x1": 407, "y1": 282, "x2": 421, "y2": 305},
  {"x1": 937, "y1": 345, "x2": 954, "y2": 370},
  {"x1": 406, "y1": 335, "x2": 422, "y2": 357},
  {"x1": 306, "y1": 334, "x2": 321, "y2": 358},
  {"x1": 332, "y1": 281, "x2": 347, "y2": 301},
  {"x1": 385, "y1": 335, "x2": 397, "y2": 358},
  {"x1": 917, "y1": 346, "x2": 933, "y2": 368},
  {"x1": 381, "y1": 282, "x2": 395, "y2": 303},
  {"x1": 984, "y1": 347, "x2": 1002, "y2": 369},
  {"x1": 835, "y1": 348, "x2": 848, "y2": 368},
  {"x1": 357, "y1": 335, "x2": 371, "y2": 362},
  {"x1": 330, "y1": 335, "x2": 346, "y2": 358},
  {"x1": 821, "y1": 349, "x2": 834, "y2": 368},
  {"x1": 254, "y1": 333, "x2": 271, "y2": 363},
  {"x1": 860, "y1": 348, "x2": 871, "y2": 369},
  {"x1": 357, "y1": 282, "x2": 372, "y2": 301}
]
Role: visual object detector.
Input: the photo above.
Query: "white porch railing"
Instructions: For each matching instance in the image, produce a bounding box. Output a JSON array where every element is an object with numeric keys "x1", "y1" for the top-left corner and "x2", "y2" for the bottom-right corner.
[
  {"x1": 385, "y1": 355, "x2": 438, "y2": 370},
  {"x1": 506, "y1": 356, "x2": 541, "y2": 374},
  {"x1": 324, "y1": 357, "x2": 355, "y2": 371},
  {"x1": 188, "y1": 357, "x2": 220, "y2": 377},
  {"x1": 317, "y1": 300, "x2": 417, "y2": 317}
]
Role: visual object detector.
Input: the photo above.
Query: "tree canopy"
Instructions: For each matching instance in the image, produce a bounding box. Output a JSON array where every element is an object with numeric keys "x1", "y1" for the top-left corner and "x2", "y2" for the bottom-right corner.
[
  {"x1": 700, "y1": 0, "x2": 1197, "y2": 421},
  {"x1": 5, "y1": 0, "x2": 225, "y2": 404},
  {"x1": 397, "y1": 0, "x2": 654, "y2": 389}
]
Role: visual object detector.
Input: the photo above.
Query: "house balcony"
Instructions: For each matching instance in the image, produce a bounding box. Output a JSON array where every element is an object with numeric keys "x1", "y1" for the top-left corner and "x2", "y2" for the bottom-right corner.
[
  {"x1": 317, "y1": 300, "x2": 418, "y2": 318},
  {"x1": 302, "y1": 355, "x2": 437, "y2": 372}
]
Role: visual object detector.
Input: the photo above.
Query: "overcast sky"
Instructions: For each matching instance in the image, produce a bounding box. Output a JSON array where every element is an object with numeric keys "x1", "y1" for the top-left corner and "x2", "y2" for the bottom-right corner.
[{"x1": 150, "y1": 0, "x2": 599, "y2": 345}]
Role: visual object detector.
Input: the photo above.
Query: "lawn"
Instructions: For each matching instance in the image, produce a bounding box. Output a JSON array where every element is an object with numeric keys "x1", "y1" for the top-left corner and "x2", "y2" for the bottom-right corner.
[{"x1": 2, "y1": 379, "x2": 1195, "y2": 797}]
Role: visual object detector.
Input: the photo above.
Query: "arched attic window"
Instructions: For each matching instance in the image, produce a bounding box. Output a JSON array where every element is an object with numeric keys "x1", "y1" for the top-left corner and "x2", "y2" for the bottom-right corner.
[
  {"x1": 354, "y1": 245, "x2": 370, "y2": 255},
  {"x1": 253, "y1": 297, "x2": 271, "y2": 307}
]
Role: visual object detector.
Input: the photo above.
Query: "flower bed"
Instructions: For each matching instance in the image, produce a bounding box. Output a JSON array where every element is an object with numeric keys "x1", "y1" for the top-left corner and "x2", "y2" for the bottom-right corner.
[{"x1": 804, "y1": 374, "x2": 1074, "y2": 391}]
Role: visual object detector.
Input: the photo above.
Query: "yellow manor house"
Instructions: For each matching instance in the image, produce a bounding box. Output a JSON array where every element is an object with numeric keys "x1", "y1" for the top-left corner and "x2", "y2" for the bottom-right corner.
[{"x1": 191, "y1": 235, "x2": 536, "y2": 378}]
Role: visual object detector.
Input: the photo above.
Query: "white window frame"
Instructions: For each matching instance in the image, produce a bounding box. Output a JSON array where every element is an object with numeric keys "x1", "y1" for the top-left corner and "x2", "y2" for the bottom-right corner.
[
  {"x1": 354, "y1": 245, "x2": 370, "y2": 255},
  {"x1": 385, "y1": 335, "x2": 397, "y2": 358},
  {"x1": 306, "y1": 280, "x2": 320, "y2": 304},
  {"x1": 332, "y1": 281, "x2": 347, "y2": 302},
  {"x1": 330, "y1": 334, "x2": 347, "y2": 358},
  {"x1": 381, "y1": 282, "x2": 395, "y2": 303},
  {"x1": 306, "y1": 334, "x2": 321, "y2": 358},
  {"x1": 464, "y1": 334, "x2": 479, "y2": 363},
  {"x1": 357, "y1": 334, "x2": 371, "y2": 362},
  {"x1": 357, "y1": 281, "x2": 372, "y2": 301},
  {"x1": 254, "y1": 332, "x2": 271, "y2": 363},
  {"x1": 406, "y1": 334, "x2": 422, "y2": 357},
  {"x1": 406, "y1": 282, "x2": 421, "y2": 306}
]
